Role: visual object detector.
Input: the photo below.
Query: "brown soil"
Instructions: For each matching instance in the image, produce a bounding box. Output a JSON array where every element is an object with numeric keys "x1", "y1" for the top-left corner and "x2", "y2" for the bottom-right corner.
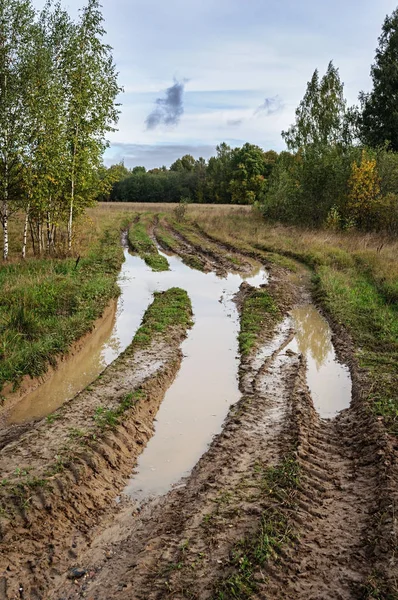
[
  {"x1": 0, "y1": 227, "x2": 396, "y2": 600},
  {"x1": 0, "y1": 313, "x2": 190, "y2": 599}
]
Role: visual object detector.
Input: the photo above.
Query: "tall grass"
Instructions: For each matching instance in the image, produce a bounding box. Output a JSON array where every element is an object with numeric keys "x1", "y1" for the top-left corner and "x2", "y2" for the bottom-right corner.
[{"x1": 0, "y1": 212, "x2": 130, "y2": 392}]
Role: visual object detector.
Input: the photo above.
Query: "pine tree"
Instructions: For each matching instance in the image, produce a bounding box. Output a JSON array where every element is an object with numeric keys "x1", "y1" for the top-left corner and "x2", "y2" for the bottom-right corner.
[{"x1": 359, "y1": 8, "x2": 398, "y2": 150}]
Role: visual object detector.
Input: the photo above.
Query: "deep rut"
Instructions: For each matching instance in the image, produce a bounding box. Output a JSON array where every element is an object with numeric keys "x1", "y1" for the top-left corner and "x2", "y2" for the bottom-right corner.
[
  {"x1": 263, "y1": 413, "x2": 376, "y2": 599},
  {"x1": 2, "y1": 223, "x2": 395, "y2": 599}
]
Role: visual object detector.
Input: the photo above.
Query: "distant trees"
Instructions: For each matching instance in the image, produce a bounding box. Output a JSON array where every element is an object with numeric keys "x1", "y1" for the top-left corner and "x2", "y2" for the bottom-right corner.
[
  {"x1": 106, "y1": 143, "x2": 277, "y2": 205},
  {"x1": 0, "y1": 0, "x2": 120, "y2": 259}
]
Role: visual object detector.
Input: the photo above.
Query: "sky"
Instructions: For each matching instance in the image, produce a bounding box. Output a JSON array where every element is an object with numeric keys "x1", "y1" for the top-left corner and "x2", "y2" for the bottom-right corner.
[{"x1": 33, "y1": 0, "x2": 398, "y2": 169}]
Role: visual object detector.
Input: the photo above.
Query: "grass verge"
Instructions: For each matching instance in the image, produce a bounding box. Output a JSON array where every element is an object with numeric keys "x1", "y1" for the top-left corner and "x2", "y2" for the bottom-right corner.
[
  {"x1": 186, "y1": 207, "x2": 398, "y2": 435},
  {"x1": 239, "y1": 287, "x2": 281, "y2": 356},
  {"x1": 131, "y1": 287, "x2": 193, "y2": 349},
  {"x1": 128, "y1": 217, "x2": 169, "y2": 271},
  {"x1": 0, "y1": 223, "x2": 126, "y2": 393},
  {"x1": 0, "y1": 287, "x2": 193, "y2": 512}
]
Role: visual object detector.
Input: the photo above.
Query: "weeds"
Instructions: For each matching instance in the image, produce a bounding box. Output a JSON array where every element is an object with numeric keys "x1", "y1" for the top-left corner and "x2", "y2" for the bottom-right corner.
[
  {"x1": 214, "y1": 457, "x2": 299, "y2": 600},
  {"x1": 132, "y1": 287, "x2": 192, "y2": 349},
  {"x1": 93, "y1": 390, "x2": 144, "y2": 431},
  {"x1": 239, "y1": 289, "x2": 280, "y2": 355},
  {"x1": 0, "y1": 221, "x2": 125, "y2": 392},
  {"x1": 128, "y1": 217, "x2": 169, "y2": 271}
]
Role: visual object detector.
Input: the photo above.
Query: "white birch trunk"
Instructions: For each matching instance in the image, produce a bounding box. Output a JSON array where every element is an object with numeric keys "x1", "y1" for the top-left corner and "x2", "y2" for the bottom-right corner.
[{"x1": 22, "y1": 203, "x2": 30, "y2": 259}]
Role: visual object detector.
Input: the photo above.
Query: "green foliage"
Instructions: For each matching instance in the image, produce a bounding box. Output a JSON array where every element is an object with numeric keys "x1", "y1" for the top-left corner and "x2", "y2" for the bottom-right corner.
[
  {"x1": 132, "y1": 287, "x2": 192, "y2": 348},
  {"x1": 0, "y1": 0, "x2": 121, "y2": 259},
  {"x1": 174, "y1": 197, "x2": 190, "y2": 222},
  {"x1": 261, "y1": 59, "x2": 398, "y2": 232},
  {"x1": 93, "y1": 390, "x2": 143, "y2": 430},
  {"x1": 282, "y1": 61, "x2": 355, "y2": 152},
  {"x1": 128, "y1": 219, "x2": 169, "y2": 271},
  {"x1": 239, "y1": 289, "x2": 280, "y2": 355},
  {"x1": 107, "y1": 143, "x2": 277, "y2": 206},
  {"x1": 0, "y1": 225, "x2": 124, "y2": 391},
  {"x1": 359, "y1": 8, "x2": 398, "y2": 151},
  {"x1": 316, "y1": 265, "x2": 398, "y2": 432}
]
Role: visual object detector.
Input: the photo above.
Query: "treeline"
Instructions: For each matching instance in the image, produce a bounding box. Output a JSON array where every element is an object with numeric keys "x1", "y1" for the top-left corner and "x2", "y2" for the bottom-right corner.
[
  {"x1": 104, "y1": 144, "x2": 278, "y2": 205},
  {"x1": 262, "y1": 57, "x2": 398, "y2": 233},
  {"x1": 0, "y1": 0, "x2": 120, "y2": 260},
  {"x1": 106, "y1": 6, "x2": 398, "y2": 234}
]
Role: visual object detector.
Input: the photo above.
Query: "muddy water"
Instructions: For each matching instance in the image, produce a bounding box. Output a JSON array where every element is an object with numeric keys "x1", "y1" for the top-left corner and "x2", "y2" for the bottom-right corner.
[
  {"x1": 6, "y1": 302, "x2": 119, "y2": 424},
  {"x1": 286, "y1": 305, "x2": 352, "y2": 418},
  {"x1": 123, "y1": 250, "x2": 267, "y2": 500}
]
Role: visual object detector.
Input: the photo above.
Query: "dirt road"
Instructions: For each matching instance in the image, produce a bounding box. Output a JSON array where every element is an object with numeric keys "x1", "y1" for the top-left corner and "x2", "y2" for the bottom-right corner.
[{"x1": 0, "y1": 222, "x2": 396, "y2": 599}]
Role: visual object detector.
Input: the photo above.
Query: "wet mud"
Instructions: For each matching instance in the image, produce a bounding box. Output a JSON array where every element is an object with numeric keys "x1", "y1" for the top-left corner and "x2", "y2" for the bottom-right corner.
[{"x1": 0, "y1": 222, "x2": 396, "y2": 599}]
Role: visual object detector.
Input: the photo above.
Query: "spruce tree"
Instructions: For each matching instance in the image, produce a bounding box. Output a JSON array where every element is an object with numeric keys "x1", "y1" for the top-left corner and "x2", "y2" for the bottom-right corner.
[{"x1": 360, "y1": 8, "x2": 398, "y2": 150}]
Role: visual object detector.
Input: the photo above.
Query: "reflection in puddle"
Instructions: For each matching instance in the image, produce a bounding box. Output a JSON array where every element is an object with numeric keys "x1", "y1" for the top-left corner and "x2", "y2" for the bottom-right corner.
[
  {"x1": 286, "y1": 305, "x2": 351, "y2": 419},
  {"x1": 123, "y1": 250, "x2": 267, "y2": 500},
  {"x1": 6, "y1": 246, "x2": 267, "y2": 502}
]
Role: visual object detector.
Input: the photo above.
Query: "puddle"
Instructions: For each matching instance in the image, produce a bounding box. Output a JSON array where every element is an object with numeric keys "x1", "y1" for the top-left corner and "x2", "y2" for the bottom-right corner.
[
  {"x1": 6, "y1": 302, "x2": 119, "y2": 424},
  {"x1": 5, "y1": 246, "x2": 267, "y2": 501},
  {"x1": 122, "y1": 251, "x2": 267, "y2": 500},
  {"x1": 5, "y1": 243, "x2": 350, "y2": 503},
  {"x1": 285, "y1": 304, "x2": 352, "y2": 418}
]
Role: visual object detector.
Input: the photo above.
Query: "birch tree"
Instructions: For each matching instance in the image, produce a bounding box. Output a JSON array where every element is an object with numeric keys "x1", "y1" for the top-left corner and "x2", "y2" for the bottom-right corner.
[
  {"x1": 64, "y1": 0, "x2": 121, "y2": 251},
  {"x1": 0, "y1": 0, "x2": 35, "y2": 259}
]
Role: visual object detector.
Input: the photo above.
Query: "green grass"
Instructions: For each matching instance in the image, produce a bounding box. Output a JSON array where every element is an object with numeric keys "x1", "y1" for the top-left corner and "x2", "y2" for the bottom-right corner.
[
  {"x1": 239, "y1": 289, "x2": 281, "y2": 355},
  {"x1": 128, "y1": 219, "x2": 169, "y2": 271},
  {"x1": 0, "y1": 225, "x2": 125, "y2": 392},
  {"x1": 214, "y1": 457, "x2": 299, "y2": 600},
  {"x1": 313, "y1": 267, "x2": 398, "y2": 433},
  {"x1": 132, "y1": 287, "x2": 193, "y2": 348},
  {"x1": 93, "y1": 390, "x2": 143, "y2": 430},
  {"x1": 156, "y1": 224, "x2": 207, "y2": 272},
  {"x1": 189, "y1": 210, "x2": 398, "y2": 436},
  {"x1": 359, "y1": 571, "x2": 398, "y2": 599}
]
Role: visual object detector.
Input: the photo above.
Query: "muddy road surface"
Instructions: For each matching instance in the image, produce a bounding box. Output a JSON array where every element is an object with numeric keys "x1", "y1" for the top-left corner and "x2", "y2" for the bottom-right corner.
[{"x1": 0, "y1": 218, "x2": 396, "y2": 600}]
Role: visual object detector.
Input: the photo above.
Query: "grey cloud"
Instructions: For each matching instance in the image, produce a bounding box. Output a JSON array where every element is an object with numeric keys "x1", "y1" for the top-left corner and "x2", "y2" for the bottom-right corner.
[
  {"x1": 106, "y1": 143, "x2": 216, "y2": 170},
  {"x1": 145, "y1": 79, "x2": 186, "y2": 130},
  {"x1": 255, "y1": 95, "x2": 284, "y2": 116},
  {"x1": 227, "y1": 118, "x2": 243, "y2": 127}
]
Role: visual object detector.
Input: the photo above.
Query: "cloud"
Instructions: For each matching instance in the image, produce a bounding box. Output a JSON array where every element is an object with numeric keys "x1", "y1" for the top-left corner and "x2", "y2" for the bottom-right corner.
[
  {"x1": 227, "y1": 118, "x2": 243, "y2": 127},
  {"x1": 105, "y1": 143, "x2": 216, "y2": 170},
  {"x1": 254, "y1": 95, "x2": 284, "y2": 116},
  {"x1": 145, "y1": 79, "x2": 186, "y2": 130}
]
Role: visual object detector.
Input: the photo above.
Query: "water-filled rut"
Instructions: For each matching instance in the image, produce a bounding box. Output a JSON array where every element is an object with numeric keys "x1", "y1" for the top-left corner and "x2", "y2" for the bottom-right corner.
[{"x1": 4, "y1": 245, "x2": 352, "y2": 503}]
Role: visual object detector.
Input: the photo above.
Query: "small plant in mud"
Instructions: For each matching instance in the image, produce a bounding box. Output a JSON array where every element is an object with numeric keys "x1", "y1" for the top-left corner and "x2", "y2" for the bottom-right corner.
[
  {"x1": 214, "y1": 456, "x2": 299, "y2": 600},
  {"x1": 68, "y1": 427, "x2": 86, "y2": 440},
  {"x1": 46, "y1": 413, "x2": 61, "y2": 424},
  {"x1": 93, "y1": 390, "x2": 144, "y2": 430},
  {"x1": 360, "y1": 571, "x2": 398, "y2": 600}
]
